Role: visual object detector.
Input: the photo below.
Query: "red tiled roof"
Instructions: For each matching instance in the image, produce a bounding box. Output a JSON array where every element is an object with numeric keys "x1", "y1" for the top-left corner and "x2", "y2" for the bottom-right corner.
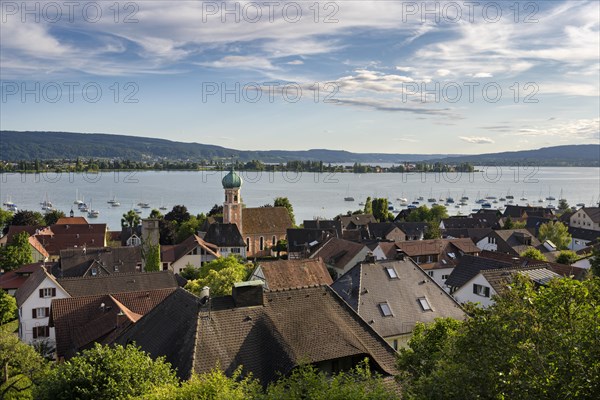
[
  {"x1": 256, "y1": 258, "x2": 333, "y2": 290},
  {"x1": 242, "y1": 207, "x2": 293, "y2": 235},
  {"x1": 55, "y1": 217, "x2": 89, "y2": 225}
]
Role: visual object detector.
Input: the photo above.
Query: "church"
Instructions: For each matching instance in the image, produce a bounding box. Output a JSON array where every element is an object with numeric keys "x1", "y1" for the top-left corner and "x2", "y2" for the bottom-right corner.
[{"x1": 211, "y1": 168, "x2": 293, "y2": 258}]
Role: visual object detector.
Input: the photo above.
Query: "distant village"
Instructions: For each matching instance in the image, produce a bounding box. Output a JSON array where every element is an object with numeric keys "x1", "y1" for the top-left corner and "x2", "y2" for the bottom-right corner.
[{"x1": 1, "y1": 168, "x2": 599, "y2": 394}]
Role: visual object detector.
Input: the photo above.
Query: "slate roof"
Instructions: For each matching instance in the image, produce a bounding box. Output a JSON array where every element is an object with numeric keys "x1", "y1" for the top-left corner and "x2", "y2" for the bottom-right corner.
[
  {"x1": 394, "y1": 222, "x2": 428, "y2": 237},
  {"x1": 332, "y1": 259, "x2": 466, "y2": 338},
  {"x1": 491, "y1": 229, "x2": 542, "y2": 255},
  {"x1": 57, "y1": 271, "x2": 179, "y2": 297},
  {"x1": 481, "y1": 267, "x2": 561, "y2": 293},
  {"x1": 443, "y1": 228, "x2": 493, "y2": 243},
  {"x1": 51, "y1": 287, "x2": 176, "y2": 359},
  {"x1": 569, "y1": 227, "x2": 600, "y2": 242},
  {"x1": 116, "y1": 285, "x2": 399, "y2": 385},
  {"x1": 58, "y1": 246, "x2": 142, "y2": 278},
  {"x1": 442, "y1": 215, "x2": 500, "y2": 230},
  {"x1": 242, "y1": 207, "x2": 293, "y2": 235},
  {"x1": 581, "y1": 207, "x2": 600, "y2": 223},
  {"x1": 525, "y1": 216, "x2": 554, "y2": 236},
  {"x1": 303, "y1": 220, "x2": 343, "y2": 237},
  {"x1": 366, "y1": 223, "x2": 402, "y2": 240},
  {"x1": 254, "y1": 258, "x2": 333, "y2": 290},
  {"x1": 339, "y1": 214, "x2": 376, "y2": 230},
  {"x1": 503, "y1": 205, "x2": 554, "y2": 219},
  {"x1": 287, "y1": 228, "x2": 334, "y2": 254},
  {"x1": 203, "y1": 223, "x2": 245, "y2": 247},
  {"x1": 445, "y1": 255, "x2": 513, "y2": 289},
  {"x1": 15, "y1": 266, "x2": 61, "y2": 307},
  {"x1": 395, "y1": 238, "x2": 480, "y2": 257},
  {"x1": 310, "y1": 238, "x2": 367, "y2": 270}
]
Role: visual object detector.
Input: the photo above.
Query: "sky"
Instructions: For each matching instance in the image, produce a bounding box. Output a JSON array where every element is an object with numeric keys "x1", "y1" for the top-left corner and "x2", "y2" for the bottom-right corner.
[{"x1": 1, "y1": 0, "x2": 599, "y2": 154}]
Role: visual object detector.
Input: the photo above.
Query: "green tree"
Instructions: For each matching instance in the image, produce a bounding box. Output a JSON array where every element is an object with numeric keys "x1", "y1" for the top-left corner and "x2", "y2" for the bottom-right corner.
[
  {"x1": 10, "y1": 211, "x2": 44, "y2": 227},
  {"x1": 363, "y1": 197, "x2": 373, "y2": 215},
  {"x1": 372, "y1": 198, "x2": 391, "y2": 222},
  {"x1": 397, "y1": 276, "x2": 600, "y2": 399},
  {"x1": 142, "y1": 368, "x2": 261, "y2": 400},
  {"x1": 558, "y1": 198, "x2": 570, "y2": 211},
  {"x1": 165, "y1": 205, "x2": 191, "y2": 225},
  {"x1": 263, "y1": 360, "x2": 396, "y2": 400},
  {"x1": 43, "y1": 209, "x2": 65, "y2": 226},
  {"x1": 121, "y1": 210, "x2": 141, "y2": 228},
  {"x1": 0, "y1": 291, "x2": 17, "y2": 325},
  {"x1": 520, "y1": 247, "x2": 548, "y2": 261},
  {"x1": 1, "y1": 329, "x2": 48, "y2": 399},
  {"x1": 504, "y1": 215, "x2": 514, "y2": 229},
  {"x1": 590, "y1": 247, "x2": 600, "y2": 277},
  {"x1": 556, "y1": 250, "x2": 578, "y2": 265},
  {"x1": 424, "y1": 220, "x2": 442, "y2": 239},
  {"x1": 176, "y1": 216, "x2": 201, "y2": 243},
  {"x1": 185, "y1": 256, "x2": 253, "y2": 297},
  {"x1": 274, "y1": 197, "x2": 295, "y2": 226},
  {"x1": 0, "y1": 232, "x2": 34, "y2": 272},
  {"x1": 0, "y1": 209, "x2": 13, "y2": 233},
  {"x1": 35, "y1": 343, "x2": 178, "y2": 400},
  {"x1": 538, "y1": 221, "x2": 572, "y2": 250},
  {"x1": 429, "y1": 204, "x2": 449, "y2": 222},
  {"x1": 149, "y1": 209, "x2": 163, "y2": 219},
  {"x1": 180, "y1": 263, "x2": 202, "y2": 281}
]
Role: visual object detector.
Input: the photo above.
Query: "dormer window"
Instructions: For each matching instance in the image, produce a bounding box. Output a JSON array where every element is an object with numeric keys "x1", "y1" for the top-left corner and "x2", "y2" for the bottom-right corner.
[
  {"x1": 91, "y1": 268, "x2": 98, "y2": 276},
  {"x1": 418, "y1": 297, "x2": 432, "y2": 311}
]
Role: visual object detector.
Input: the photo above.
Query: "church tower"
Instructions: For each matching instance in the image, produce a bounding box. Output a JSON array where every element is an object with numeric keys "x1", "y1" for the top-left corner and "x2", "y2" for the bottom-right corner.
[{"x1": 222, "y1": 167, "x2": 243, "y2": 234}]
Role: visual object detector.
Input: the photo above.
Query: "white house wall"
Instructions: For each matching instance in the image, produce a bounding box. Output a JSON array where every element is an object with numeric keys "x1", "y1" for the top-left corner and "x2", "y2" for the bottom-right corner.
[{"x1": 452, "y1": 273, "x2": 497, "y2": 308}]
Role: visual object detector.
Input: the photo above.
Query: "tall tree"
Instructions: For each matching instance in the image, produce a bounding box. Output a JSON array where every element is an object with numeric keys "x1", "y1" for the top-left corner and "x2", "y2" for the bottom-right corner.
[
  {"x1": 149, "y1": 209, "x2": 163, "y2": 219},
  {"x1": 121, "y1": 210, "x2": 141, "y2": 228},
  {"x1": 372, "y1": 198, "x2": 391, "y2": 222},
  {"x1": 558, "y1": 199, "x2": 570, "y2": 211},
  {"x1": 0, "y1": 209, "x2": 13, "y2": 234},
  {"x1": 538, "y1": 221, "x2": 572, "y2": 250},
  {"x1": 274, "y1": 197, "x2": 295, "y2": 226},
  {"x1": 34, "y1": 344, "x2": 177, "y2": 400},
  {"x1": 43, "y1": 210, "x2": 65, "y2": 226},
  {"x1": 10, "y1": 210, "x2": 45, "y2": 227},
  {"x1": 363, "y1": 197, "x2": 373, "y2": 215},
  {"x1": 0, "y1": 232, "x2": 34, "y2": 272},
  {"x1": 165, "y1": 205, "x2": 190, "y2": 225}
]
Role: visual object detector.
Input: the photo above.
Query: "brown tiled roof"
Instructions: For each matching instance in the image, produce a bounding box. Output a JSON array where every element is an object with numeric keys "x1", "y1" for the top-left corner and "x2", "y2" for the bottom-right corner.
[
  {"x1": 0, "y1": 262, "x2": 52, "y2": 292},
  {"x1": 255, "y1": 258, "x2": 333, "y2": 290},
  {"x1": 37, "y1": 223, "x2": 107, "y2": 256},
  {"x1": 332, "y1": 259, "x2": 466, "y2": 338},
  {"x1": 162, "y1": 235, "x2": 220, "y2": 263},
  {"x1": 242, "y1": 207, "x2": 293, "y2": 235},
  {"x1": 3, "y1": 225, "x2": 44, "y2": 243},
  {"x1": 116, "y1": 285, "x2": 399, "y2": 385},
  {"x1": 396, "y1": 238, "x2": 479, "y2": 257},
  {"x1": 58, "y1": 246, "x2": 142, "y2": 278},
  {"x1": 491, "y1": 229, "x2": 542, "y2": 255},
  {"x1": 57, "y1": 271, "x2": 179, "y2": 297},
  {"x1": 51, "y1": 288, "x2": 175, "y2": 359},
  {"x1": 310, "y1": 238, "x2": 367, "y2": 270},
  {"x1": 28, "y1": 236, "x2": 49, "y2": 259},
  {"x1": 55, "y1": 217, "x2": 89, "y2": 225},
  {"x1": 339, "y1": 214, "x2": 376, "y2": 230}
]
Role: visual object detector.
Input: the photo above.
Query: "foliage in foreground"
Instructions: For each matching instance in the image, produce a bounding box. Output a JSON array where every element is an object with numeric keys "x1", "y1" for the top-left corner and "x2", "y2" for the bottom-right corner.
[{"x1": 397, "y1": 276, "x2": 600, "y2": 399}]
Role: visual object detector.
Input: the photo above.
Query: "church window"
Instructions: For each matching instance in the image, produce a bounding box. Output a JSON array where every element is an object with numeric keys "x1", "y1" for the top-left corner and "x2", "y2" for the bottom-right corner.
[{"x1": 259, "y1": 237, "x2": 264, "y2": 251}]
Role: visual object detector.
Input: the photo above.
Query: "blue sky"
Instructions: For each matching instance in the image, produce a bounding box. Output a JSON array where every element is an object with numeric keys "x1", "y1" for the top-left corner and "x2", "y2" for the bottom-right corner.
[{"x1": 1, "y1": 0, "x2": 598, "y2": 154}]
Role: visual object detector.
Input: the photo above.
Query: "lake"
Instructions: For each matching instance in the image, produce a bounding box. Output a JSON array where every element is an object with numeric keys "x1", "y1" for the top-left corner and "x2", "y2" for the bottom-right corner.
[{"x1": 1, "y1": 167, "x2": 599, "y2": 231}]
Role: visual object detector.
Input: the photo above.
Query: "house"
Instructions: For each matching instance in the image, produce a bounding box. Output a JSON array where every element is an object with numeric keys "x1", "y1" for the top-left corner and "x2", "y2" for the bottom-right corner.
[
  {"x1": 56, "y1": 246, "x2": 143, "y2": 278},
  {"x1": 115, "y1": 284, "x2": 399, "y2": 385},
  {"x1": 120, "y1": 225, "x2": 142, "y2": 247},
  {"x1": 442, "y1": 227, "x2": 493, "y2": 243},
  {"x1": 286, "y1": 228, "x2": 335, "y2": 259},
  {"x1": 368, "y1": 241, "x2": 402, "y2": 261},
  {"x1": 51, "y1": 287, "x2": 176, "y2": 360},
  {"x1": 202, "y1": 223, "x2": 246, "y2": 259},
  {"x1": 338, "y1": 214, "x2": 377, "y2": 231},
  {"x1": 249, "y1": 258, "x2": 332, "y2": 290},
  {"x1": 570, "y1": 207, "x2": 600, "y2": 231},
  {"x1": 160, "y1": 235, "x2": 220, "y2": 273},
  {"x1": 394, "y1": 222, "x2": 428, "y2": 241},
  {"x1": 568, "y1": 227, "x2": 599, "y2": 251},
  {"x1": 503, "y1": 205, "x2": 555, "y2": 220},
  {"x1": 445, "y1": 254, "x2": 514, "y2": 294},
  {"x1": 14, "y1": 266, "x2": 70, "y2": 345},
  {"x1": 395, "y1": 238, "x2": 481, "y2": 288},
  {"x1": 476, "y1": 229, "x2": 542, "y2": 256},
  {"x1": 0, "y1": 262, "x2": 55, "y2": 295},
  {"x1": 303, "y1": 219, "x2": 343, "y2": 237},
  {"x1": 332, "y1": 258, "x2": 466, "y2": 350},
  {"x1": 0, "y1": 226, "x2": 50, "y2": 264},
  {"x1": 364, "y1": 223, "x2": 406, "y2": 242},
  {"x1": 36, "y1": 222, "x2": 108, "y2": 260},
  {"x1": 440, "y1": 214, "x2": 501, "y2": 230},
  {"x1": 0, "y1": 225, "x2": 44, "y2": 247},
  {"x1": 451, "y1": 266, "x2": 561, "y2": 307},
  {"x1": 309, "y1": 237, "x2": 370, "y2": 277}
]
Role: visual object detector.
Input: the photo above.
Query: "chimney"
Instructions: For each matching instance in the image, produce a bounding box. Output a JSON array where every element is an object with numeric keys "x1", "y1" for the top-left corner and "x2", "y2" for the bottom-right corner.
[
  {"x1": 395, "y1": 249, "x2": 406, "y2": 261},
  {"x1": 232, "y1": 281, "x2": 264, "y2": 307},
  {"x1": 364, "y1": 252, "x2": 376, "y2": 263}
]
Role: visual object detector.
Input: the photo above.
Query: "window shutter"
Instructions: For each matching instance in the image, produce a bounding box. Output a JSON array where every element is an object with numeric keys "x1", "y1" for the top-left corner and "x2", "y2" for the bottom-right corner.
[
  {"x1": 51, "y1": 288, "x2": 56, "y2": 297},
  {"x1": 45, "y1": 307, "x2": 50, "y2": 317},
  {"x1": 33, "y1": 327, "x2": 38, "y2": 339},
  {"x1": 39, "y1": 289, "x2": 43, "y2": 298},
  {"x1": 473, "y1": 284, "x2": 477, "y2": 294},
  {"x1": 485, "y1": 287, "x2": 490, "y2": 297},
  {"x1": 45, "y1": 326, "x2": 50, "y2": 336},
  {"x1": 32, "y1": 309, "x2": 37, "y2": 319}
]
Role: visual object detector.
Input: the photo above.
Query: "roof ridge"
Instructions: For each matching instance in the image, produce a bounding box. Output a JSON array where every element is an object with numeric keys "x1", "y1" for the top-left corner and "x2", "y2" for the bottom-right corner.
[{"x1": 57, "y1": 270, "x2": 170, "y2": 281}]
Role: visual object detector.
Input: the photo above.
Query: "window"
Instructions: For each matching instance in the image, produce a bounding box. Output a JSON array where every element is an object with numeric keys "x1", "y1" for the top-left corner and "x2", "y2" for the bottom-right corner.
[
  {"x1": 272, "y1": 236, "x2": 276, "y2": 246},
  {"x1": 32, "y1": 326, "x2": 50, "y2": 339},
  {"x1": 231, "y1": 247, "x2": 241, "y2": 254},
  {"x1": 39, "y1": 288, "x2": 56, "y2": 298},
  {"x1": 427, "y1": 270, "x2": 434, "y2": 277},
  {"x1": 418, "y1": 297, "x2": 432, "y2": 311},
  {"x1": 246, "y1": 238, "x2": 250, "y2": 251},
  {"x1": 442, "y1": 274, "x2": 450, "y2": 280},
  {"x1": 114, "y1": 265, "x2": 119, "y2": 272},
  {"x1": 234, "y1": 195, "x2": 238, "y2": 202},
  {"x1": 473, "y1": 284, "x2": 491, "y2": 297},
  {"x1": 259, "y1": 237, "x2": 264, "y2": 251},
  {"x1": 32, "y1": 308, "x2": 49, "y2": 319},
  {"x1": 393, "y1": 339, "x2": 399, "y2": 351},
  {"x1": 136, "y1": 263, "x2": 142, "y2": 271},
  {"x1": 91, "y1": 268, "x2": 98, "y2": 276},
  {"x1": 162, "y1": 263, "x2": 169, "y2": 271},
  {"x1": 378, "y1": 302, "x2": 393, "y2": 317},
  {"x1": 447, "y1": 252, "x2": 456, "y2": 259},
  {"x1": 385, "y1": 266, "x2": 398, "y2": 279}
]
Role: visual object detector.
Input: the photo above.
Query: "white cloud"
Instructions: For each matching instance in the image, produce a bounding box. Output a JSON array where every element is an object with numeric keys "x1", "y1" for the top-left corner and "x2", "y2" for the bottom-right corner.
[
  {"x1": 286, "y1": 60, "x2": 304, "y2": 65},
  {"x1": 459, "y1": 136, "x2": 495, "y2": 144},
  {"x1": 513, "y1": 118, "x2": 600, "y2": 140},
  {"x1": 199, "y1": 55, "x2": 276, "y2": 70}
]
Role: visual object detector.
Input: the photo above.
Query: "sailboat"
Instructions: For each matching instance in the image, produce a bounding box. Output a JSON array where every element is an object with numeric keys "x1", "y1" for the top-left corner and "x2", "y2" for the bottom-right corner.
[
  {"x1": 520, "y1": 191, "x2": 527, "y2": 201},
  {"x1": 344, "y1": 185, "x2": 354, "y2": 202},
  {"x1": 87, "y1": 200, "x2": 100, "y2": 218},
  {"x1": 506, "y1": 190, "x2": 514, "y2": 200},
  {"x1": 74, "y1": 189, "x2": 83, "y2": 206},
  {"x1": 159, "y1": 198, "x2": 167, "y2": 211},
  {"x1": 545, "y1": 188, "x2": 555, "y2": 201}
]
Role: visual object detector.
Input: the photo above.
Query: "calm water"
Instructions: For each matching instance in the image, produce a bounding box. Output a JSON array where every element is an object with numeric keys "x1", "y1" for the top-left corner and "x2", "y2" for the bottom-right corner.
[{"x1": 1, "y1": 167, "x2": 599, "y2": 231}]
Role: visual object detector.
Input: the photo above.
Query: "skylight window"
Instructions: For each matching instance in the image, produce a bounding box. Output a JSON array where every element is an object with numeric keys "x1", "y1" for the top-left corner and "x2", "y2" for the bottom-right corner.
[
  {"x1": 418, "y1": 297, "x2": 432, "y2": 311},
  {"x1": 378, "y1": 302, "x2": 393, "y2": 317},
  {"x1": 447, "y1": 252, "x2": 456, "y2": 259},
  {"x1": 385, "y1": 267, "x2": 398, "y2": 279}
]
